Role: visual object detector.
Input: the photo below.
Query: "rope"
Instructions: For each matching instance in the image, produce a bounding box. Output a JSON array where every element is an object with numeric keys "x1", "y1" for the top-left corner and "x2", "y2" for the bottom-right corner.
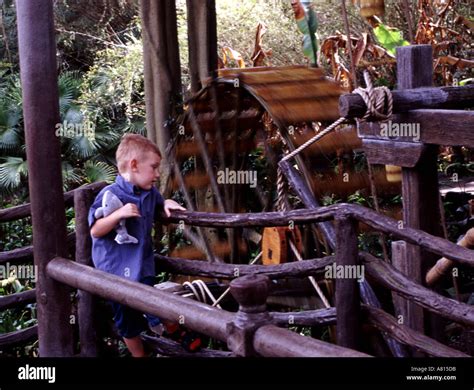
[
  {"x1": 183, "y1": 280, "x2": 223, "y2": 309},
  {"x1": 289, "y1": 240, "x2": 331, "y2": 308},
  {"x1": 353, "y1": 71, "x2": 393, "y2": 122},
  {"x1": 276, "y1": 71, "x2": 394, "y2": 212}
]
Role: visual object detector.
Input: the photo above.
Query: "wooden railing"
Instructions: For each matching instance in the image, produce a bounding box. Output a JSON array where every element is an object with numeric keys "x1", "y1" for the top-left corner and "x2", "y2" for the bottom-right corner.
[
  {"x1": 0, "y1": 182, "x2": 106, "y2": 350},
  {"x1": 1, "y1": 183, "x2": 473, "y2": 357}
]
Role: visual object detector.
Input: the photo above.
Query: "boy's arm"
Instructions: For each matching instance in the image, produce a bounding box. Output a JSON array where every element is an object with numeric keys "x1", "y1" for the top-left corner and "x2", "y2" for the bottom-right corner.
[{"x1": 91, "y1": 203, "x2": 141, "y2": 238}]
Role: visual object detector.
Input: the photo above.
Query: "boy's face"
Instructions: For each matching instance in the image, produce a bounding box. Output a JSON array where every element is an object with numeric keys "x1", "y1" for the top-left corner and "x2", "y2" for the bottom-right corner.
[{"x1": 130, "y1": 151, "x2": 161, "y2": 190}]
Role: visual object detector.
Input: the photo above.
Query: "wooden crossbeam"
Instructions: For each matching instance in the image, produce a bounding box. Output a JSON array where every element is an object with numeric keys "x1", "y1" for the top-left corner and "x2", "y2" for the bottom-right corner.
[
  {"x1": 358, "y1": 109, "x2": 474, "y2": 151},
  {"x1": 340, "y1": 85, "x2": 474, "y2": 119}
]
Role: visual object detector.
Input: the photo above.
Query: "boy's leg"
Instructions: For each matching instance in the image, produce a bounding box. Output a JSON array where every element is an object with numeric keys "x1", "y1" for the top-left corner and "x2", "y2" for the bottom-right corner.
[
  {"x1": 140, "y1": 276, "x2": 163, "y2": 333},
  {"x1": 123, "y1": 336, "x2": 146, "y2": 357},
  {"x1": 111, "y1": 302, "x2": 149, "y2": 357}
]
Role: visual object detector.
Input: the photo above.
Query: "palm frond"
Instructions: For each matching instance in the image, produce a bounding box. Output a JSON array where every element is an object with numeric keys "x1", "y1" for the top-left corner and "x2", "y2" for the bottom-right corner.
[
  {"x1": 83, "y1": 160, "x2": 116, "y2": 184},
  {"x1": 58, "y1": 71, "x2": 83, "y2": 116},
  {"x1": 0, "y1": 157, "x2": 28, "y2": 193},
  {"x1": 61, "y1": 161, "x2": 82, "y2": 191}
]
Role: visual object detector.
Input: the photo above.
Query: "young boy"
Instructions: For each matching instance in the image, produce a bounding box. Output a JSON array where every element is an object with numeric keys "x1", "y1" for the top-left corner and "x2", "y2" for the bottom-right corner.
[{"x1": 88, "y1": 134, "x2": 185, "y2": 357}]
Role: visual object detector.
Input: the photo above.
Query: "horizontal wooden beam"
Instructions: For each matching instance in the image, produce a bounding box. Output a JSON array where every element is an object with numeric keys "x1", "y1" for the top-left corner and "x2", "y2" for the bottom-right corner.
[
  {"x1": 361, "y1": 252, "x2": 474, "y2": 327},
  {"x1": 0, "y1": 289, "x2": 36, "y2": 310},
  {"x1": 271, "y1": 308, "x2": 336, "y2": 327},
  {"x1": 350, "y1": 205, "x2": 474, "y2": 267},
  {"x1": 254, "y1": 325, "x2": 370, "y2": 357},
  {"x1": 47, "y1": 257, "x2": 233, "y2": 342},
  {"x1": 363, "y1": 305, "x2": 468, "y2": 357},
  {"x1": 156, "y1": 253, "x2": 334, "y2": 279},
  {"x1": 0, "y1": 325, "x2": 38, "y2": 348},
  {"x1": 362, "y1": 139, "x2": 425, "y2": 167},
  {"x1": 166, "y1": 204, "x2": 474, "y2": 267},
  {"x1": 0, "y1": 181, "x2": 106, "y2": 223},
  {"x1": 358, "y1": 110, "x2": 474, "y2": 147},
  {"x1": 340, "y1": 85, "x2": 474, "y2": 119},
  {"x1": 0, "y1": 232, "x2": 75, "y2": 264},
  {"x1": 48, "y1": 257, "x2": 365, "y2": 357}
]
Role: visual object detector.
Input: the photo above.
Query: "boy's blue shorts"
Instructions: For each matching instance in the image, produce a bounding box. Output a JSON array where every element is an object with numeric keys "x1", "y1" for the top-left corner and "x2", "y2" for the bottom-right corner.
[{"x1": 110, "y1": 276, "x2": 161, "y2": 339}]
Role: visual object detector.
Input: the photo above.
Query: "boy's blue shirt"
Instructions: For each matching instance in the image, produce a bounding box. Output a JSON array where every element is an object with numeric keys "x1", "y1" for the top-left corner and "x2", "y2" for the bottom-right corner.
[{"x1": 88, "y1": 175, "x2": 164, "y2": 281}]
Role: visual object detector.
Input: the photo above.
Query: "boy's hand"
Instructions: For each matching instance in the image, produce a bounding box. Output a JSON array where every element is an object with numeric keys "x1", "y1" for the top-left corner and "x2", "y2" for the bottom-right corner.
[
  {"x1": 164, "y1": 199, "x2": 186, "y2": 217},
  {"x1": 116, "y1": 203, "x2": 141, "y2": 219}
]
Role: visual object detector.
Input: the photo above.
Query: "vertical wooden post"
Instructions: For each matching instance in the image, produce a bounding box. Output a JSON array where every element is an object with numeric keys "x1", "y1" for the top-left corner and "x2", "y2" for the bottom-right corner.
[
  {"x1": 74, "y1": 188, "x2": 98, "y2": 356},
  {"x1": 391, "y1": 241, "x2": 408, "y2": 319},
  {"x1": 186, "y1": 0, "x2": 218, "y2": 93},
  {"x1": 227, "y1": 274, "x2": 272, "y2": 356},
  {"x1": 335, "y1": 214, "x2": 360, "y2": 350},
  {"x1": 140, "y1": 0, "x2": 182, "y2": 192},
  {"x1": 397, "y1": 45, "x2": 443, "y2": 337},
  {"x1": 16, "y1": 0, "x2": 74, "y2": 356}
]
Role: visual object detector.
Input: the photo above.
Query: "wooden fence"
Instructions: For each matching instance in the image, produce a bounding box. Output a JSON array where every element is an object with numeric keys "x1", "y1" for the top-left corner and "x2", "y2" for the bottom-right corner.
[{"x1": 1, "y1": 182, "x2": 472, "y2": 357}]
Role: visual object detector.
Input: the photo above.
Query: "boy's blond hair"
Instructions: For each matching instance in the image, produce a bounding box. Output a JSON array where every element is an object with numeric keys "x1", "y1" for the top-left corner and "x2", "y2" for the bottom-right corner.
[{"x1": 116, "y1": 134, "x2": 161, "y2": 174}]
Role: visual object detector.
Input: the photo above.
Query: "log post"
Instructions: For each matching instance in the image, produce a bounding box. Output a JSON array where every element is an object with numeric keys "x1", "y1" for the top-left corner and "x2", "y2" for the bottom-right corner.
[
  {"x1": 74, "y1": 188, "x2": 98, "y2": 356},
  {"x1": 227, "y1": 274, "x2": 272, "y2": 356},
  {"x1": 140, "y1": 0, "x2": 182, "y2": 193},
  {"x1": 16, "y1": 0, "x2": 74, "y2": 356},
  {"x1": 335, "y1": 214, "x2": 360, "y2": 350},
  {"x1": 397, "y1": 45, "x2": 444, "y2": 338},
  {"x1": 186, "y1": 0, "x2": 218, "y2": 93}
]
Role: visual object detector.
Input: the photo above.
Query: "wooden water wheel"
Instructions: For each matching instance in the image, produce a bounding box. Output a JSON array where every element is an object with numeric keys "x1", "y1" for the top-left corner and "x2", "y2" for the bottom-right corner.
[{"x1": 166, "y1": 65, "x2": 400, "y2": 264}]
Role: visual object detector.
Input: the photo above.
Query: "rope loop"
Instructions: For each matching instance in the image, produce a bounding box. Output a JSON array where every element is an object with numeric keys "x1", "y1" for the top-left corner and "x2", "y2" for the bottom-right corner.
[{"x1": 353, "y1": 71, "x2": 393, "y2": 122}]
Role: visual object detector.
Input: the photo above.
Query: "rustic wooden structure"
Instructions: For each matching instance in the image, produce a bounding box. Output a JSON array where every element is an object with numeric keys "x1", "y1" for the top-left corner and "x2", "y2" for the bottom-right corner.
[
  {"x1": 355, "y1": 45, "x2": 474, "y2": 338},
  {"x1": 3, "y1": 0, "x2": 473, "y2": 359}
]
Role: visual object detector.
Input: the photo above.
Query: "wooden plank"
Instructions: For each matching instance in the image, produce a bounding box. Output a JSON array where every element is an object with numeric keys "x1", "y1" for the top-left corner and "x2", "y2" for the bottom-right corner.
[
  {"x1": 164, "y1": 204, "x2": 474, "y2": 267},
  {"x1": 17, "y1": 0, "x2": 74, "y2": 357},
  {"x1": 358, "y1": 110, "x2": 474, "y2": 147},
  {"x1": 361, "y1": 251, "x2": 474, "y2": 327},
  {"x1": 397, "y1": 44, "x2": 441, "y2": 336},
  {"x1": 363, "y1": 305, "x2": 469, "y2": 357},
  {"x1": 362, "y1": 139, "x2": 425, "y2": 167},
  {"x1": 156, "y1": 253, "x2": 334, "y2": 279},
  {"x1": 0, "y1": 289, "x2": 36, "y2": 311},
  {"x1": 254, "y1": 325, "x2": 370, "y2": 357},
  {"x1": 74, "y1": 188, "x2": 98, "y2": 357},
  {"x1": 48, "y1": 257, "x2": 234, "y2": 343},
  {"x1": 271, "y1": 308, "x2": 336, "y2": 327},
  {"x1": 349, "y1": 204, "x2": 474, "y2": 267},
  {"x1": 0, "y1": 232, "x2": 76, "y2": 265},
  {"x1": 335, "y1": 215, "x2": 360, "y2": 350},
  {"x1": 340, "y1": 84, "x2": 474, "y2": 119},
  {"x1": 0, "y1": 325, "x2": 38, "y2": 348},
  {"x1": 0, "y1": 182, "x2": 106, "y2": 223},
  {"x1": 391, "y1": 241, "x2": 423, "y2": 332}
]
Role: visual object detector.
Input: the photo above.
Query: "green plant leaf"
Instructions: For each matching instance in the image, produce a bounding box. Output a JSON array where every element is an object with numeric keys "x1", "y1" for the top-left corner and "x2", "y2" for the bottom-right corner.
[
  {"x1": 82, "y1": 160, "x2": 116, "y2": 184},
  {"x1": 373, "y1": 23, "x2": 409, "y2": 56}
]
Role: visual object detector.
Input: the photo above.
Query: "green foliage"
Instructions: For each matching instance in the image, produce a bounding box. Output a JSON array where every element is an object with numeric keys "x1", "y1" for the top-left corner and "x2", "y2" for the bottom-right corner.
[
  {"x1": 0, "y1": 217, "x2": 32, "y2": 251},
  {"x1": 294, "y1": 1, "x2": 319, "y2": 65},
  {"x1": 82, "y1": 160, "x2": 117, "y2": 184},
  {"x1": 373, "y1": 23, "x2": 410, "y2": 56}
]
